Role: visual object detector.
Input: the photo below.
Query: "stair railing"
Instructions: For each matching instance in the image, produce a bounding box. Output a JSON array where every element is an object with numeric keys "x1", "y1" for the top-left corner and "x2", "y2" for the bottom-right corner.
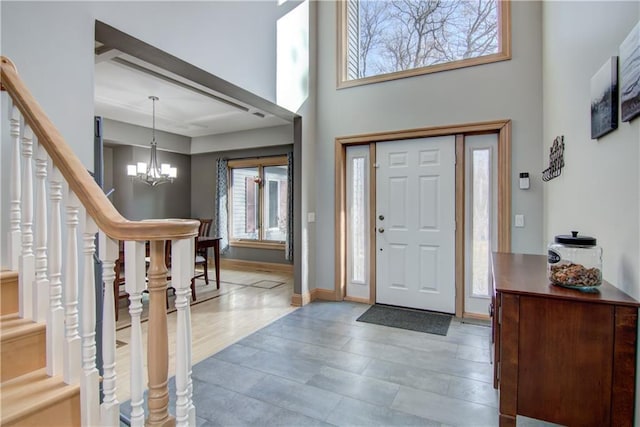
[{"x1": 1, "y1": 56, "x2": 199, "y2": 427}]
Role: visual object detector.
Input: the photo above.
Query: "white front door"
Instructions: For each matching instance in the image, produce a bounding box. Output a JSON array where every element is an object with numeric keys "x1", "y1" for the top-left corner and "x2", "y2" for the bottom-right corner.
[{"x1": 375, "y1": 136, "x2": 456, "y2": 313}]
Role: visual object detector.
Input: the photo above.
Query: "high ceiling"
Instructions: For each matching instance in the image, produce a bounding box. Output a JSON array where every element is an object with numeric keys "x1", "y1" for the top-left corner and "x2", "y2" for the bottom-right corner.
[{"x1": 94, "y1": 49, "x2": 290, "y2": 138}]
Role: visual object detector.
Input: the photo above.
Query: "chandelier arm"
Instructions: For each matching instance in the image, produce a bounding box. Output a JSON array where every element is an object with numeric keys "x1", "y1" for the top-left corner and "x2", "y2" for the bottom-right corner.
[{"x1": 127, "y1": 95, "x2": 175, "y2": 186}]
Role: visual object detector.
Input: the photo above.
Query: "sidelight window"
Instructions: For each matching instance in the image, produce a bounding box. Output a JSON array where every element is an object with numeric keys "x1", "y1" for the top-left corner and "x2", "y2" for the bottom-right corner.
[
  {"x1": 470, "y1": 148, "x2": 491, "y2": 297},
  {"x1": 464, "y1": 134, "x2": 498, "y2": 315},
  {"x1": 345, "y1": 145, "x2": 371, "y2": 300}
]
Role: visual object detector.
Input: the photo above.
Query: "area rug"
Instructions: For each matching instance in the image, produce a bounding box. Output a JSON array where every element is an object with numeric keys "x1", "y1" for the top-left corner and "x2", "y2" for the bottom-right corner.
[
  {"x1": 246, "y1": 280, "x2": 284, "y2": 289},
  {"x1": 356, "y1": 304, "x2": 452, "y2": 336},
  {"x1": 115, "y1": 280, "x2": 242, "y2": 331},
  {"x1": 115, "y1": 268, "x2": 288, "y2": 330}
]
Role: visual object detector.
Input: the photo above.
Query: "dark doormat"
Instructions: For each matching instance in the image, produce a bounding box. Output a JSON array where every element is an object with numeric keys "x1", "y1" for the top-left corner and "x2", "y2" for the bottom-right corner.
[{"x1": 356, "y1": 304, "x2": 452, "y2": 336}]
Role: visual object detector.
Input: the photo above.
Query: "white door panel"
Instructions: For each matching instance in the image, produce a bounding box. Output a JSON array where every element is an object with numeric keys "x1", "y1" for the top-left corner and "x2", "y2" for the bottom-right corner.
[{"x1": 376, "y1": 136, "x2": 456, "y2": 313}]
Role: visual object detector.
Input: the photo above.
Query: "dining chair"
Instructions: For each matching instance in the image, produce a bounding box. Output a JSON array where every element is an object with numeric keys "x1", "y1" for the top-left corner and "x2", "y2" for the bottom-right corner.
[
  {"x1": 187, "y1": 218, "x2": 215, "y2": 301},
  {"x1": 115, "y1": 240, "x2": 177, "y2": 321},
  {"x1": 192, "y1": 219, "x2": 213, "y2": 287}
]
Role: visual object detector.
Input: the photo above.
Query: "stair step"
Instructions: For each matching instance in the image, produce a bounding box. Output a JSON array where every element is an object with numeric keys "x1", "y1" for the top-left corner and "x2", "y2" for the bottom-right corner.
[
  {"x1": 0, "y1": 313, "x2": 46, "y2": 382},
  {"x1": 0, "y1": 368, "x2": 80, "y2": 426},
  {"x1": 0, "y1": 270, "x2": 19, "y2": 316}
]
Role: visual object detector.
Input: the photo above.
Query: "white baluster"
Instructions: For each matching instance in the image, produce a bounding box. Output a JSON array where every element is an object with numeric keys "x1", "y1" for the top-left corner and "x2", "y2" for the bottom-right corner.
[
  {"x1": 19, "y1": 125, "x2": 35, "y2": 319},
  {"x1": 80, "y1": 213, "x2": 100, "y2": 427},
  {"x1": 9, "y1": 103, "x2": 21, "y2": 270},
  {"x1": 34, "y1": 141, "x2": 49, "y2": 322},
  {"x1": 47, "y1": 164, "x2": 64, "y2": 377},
  {"x1": 171, "y1": 238, "x2": 195, "y2": 426},
  {"x1": 125, "y1": 240, "x2": 147, "y2": 427},
  {"x1": 63, "y1": 188, "x2": 81, "y2": 385},
  {"x1": 187, "y1": 302, "x2": 195, "y2": 427},
  {"x1": 99, "y1": 233, "x2": 119, "y2": 427},
  {"x1": 186, "y1": 241, "x2": 196, "y2": 427}
]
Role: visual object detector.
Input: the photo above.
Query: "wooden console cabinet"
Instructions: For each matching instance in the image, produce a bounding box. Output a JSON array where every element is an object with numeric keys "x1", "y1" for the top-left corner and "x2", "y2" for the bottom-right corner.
[{"x1": 491, "y1": 253, "x2": 639, "y2": 427}]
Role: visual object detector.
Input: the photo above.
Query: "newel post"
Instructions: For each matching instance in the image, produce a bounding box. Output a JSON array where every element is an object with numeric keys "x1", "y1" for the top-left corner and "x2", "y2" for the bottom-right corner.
[{"x1": 146, "y1": 240, "x2": 175, "y2": 427}]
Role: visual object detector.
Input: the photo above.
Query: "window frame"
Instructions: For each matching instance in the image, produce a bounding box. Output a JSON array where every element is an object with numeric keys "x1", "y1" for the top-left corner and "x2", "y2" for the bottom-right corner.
[
  {"x1": 336, "y1": 0, "x2": 512, "y2": 89},
  {"x1": 228, "y1": 156, "x2": 288, "y2": 250}
]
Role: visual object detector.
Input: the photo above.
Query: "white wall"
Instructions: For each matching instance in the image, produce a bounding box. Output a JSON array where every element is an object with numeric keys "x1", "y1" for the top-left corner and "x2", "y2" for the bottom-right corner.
[
  {"x1": 314, "y1": 1, "x2": 545, "y2": 290},
  {"x1": 1, "y1": 1, "x2": 286, "y2": 166},
  {"x1": 542, "y1": 2, "x2": 640, "y2": 419},
  {"x1": 0, "y1": 1, "x2": 316, "y2": 290},
  {"x1": 542, "y1": 1, "x2": 640, "y2": 298}
]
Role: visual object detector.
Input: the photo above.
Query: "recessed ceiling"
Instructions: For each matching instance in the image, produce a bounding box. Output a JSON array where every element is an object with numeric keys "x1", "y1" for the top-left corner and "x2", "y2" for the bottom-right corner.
[{"x1": 94, "y1": 50, "x2": 290, "y2": 138}]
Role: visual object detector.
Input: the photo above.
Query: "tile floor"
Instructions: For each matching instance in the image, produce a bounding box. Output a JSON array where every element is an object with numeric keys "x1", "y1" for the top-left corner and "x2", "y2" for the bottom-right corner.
[{"x1": 123, "y1": 301, "x2": 561, "y2": 426}]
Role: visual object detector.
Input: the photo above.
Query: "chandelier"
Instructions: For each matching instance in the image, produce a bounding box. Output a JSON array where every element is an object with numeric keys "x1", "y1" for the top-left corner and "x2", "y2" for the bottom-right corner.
[{"x1": 127, "y1": 96, "x2": 177, "y2": 186}]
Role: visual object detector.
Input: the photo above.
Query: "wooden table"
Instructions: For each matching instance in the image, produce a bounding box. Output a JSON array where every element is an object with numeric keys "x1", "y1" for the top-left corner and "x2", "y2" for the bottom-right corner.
[
  {"x1": 492, "y1": 253, "x2": 639, "y2": 427},
  {"x1": 197, "y1": 237, "x2": 220, "y2": 289}
]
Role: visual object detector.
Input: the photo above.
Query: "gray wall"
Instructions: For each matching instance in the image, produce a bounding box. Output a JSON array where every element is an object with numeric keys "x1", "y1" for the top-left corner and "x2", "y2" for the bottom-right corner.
[
  {"x1": 102, "y1": 117, "x2": 192, "y2": 220},
  {"x1": 191, "y1": 125, "x2": 293, "y2": 154},
  {"x1": 108, "y1": 144, "x2": 191, "y2": 220},
  {"x1": 103, "y1": 145, "x2": 114, "y2": 197},
  {"x1": 314, "y1": 0, "x2": 544, "y2": 290},
  {"x1": 191, "y1": 144, "x2": 293, "y2": 264},
  {"x1": 103, "y1": 118, "x2": 191, "y2": 154}
]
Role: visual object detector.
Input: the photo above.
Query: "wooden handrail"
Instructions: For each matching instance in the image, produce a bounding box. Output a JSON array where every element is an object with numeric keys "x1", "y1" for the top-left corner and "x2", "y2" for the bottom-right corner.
[{"x1": 1, "y1": 56, "x2": 199, "y2": 241}]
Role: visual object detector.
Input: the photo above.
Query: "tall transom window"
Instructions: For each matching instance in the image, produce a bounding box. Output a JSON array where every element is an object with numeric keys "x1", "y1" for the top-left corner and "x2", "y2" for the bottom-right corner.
[
  {"x1": 338, "y1": 0, "x2": 511, "y2": 88},
  {"x1": 228, "y1": 156, "x2": 288, "y2": 249}
]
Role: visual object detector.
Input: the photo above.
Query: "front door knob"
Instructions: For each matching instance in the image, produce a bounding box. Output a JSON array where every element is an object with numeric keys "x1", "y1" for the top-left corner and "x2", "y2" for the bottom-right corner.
[
  {"x1": 379, "y1": 215, "x2": 385, "y2": 220},
  {"x1": 378, "y1": 227, "x2": 385, "y2": 233}
]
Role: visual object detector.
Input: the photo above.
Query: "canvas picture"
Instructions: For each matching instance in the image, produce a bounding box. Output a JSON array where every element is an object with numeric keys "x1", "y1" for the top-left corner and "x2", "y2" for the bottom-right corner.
[
  {"x1": 590, "y1": 57, "x2": 618, "y2": 139},
  {"x1": 620, "y1": 21, "x2": 640, "y2": 122}
]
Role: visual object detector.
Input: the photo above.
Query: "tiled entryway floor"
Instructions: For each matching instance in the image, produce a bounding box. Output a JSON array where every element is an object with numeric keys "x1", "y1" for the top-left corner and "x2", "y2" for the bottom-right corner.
[
  {"x1": 198, "y1": 301, "x2": 496, "y2": 426},
  {"x1": 125, "y1": 301, "x2": 560, "y2": 426}
]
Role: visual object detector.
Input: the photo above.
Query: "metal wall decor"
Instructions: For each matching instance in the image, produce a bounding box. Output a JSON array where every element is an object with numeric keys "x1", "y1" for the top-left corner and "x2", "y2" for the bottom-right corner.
[{"x1": 542, "y1": 135, "x2": 565, "y2": 182}]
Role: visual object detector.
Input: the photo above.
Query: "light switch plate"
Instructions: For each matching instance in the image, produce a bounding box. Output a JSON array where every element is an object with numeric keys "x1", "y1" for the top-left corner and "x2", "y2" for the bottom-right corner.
[
  {"x1": 307, "y1": 212, "x2": 316, "y2": 223},
  {"x1": 515, "y1": 214, "x2": 525, "y2": 228}
]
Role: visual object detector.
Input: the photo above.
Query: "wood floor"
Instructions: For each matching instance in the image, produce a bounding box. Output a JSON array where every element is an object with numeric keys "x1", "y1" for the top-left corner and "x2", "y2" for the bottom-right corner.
[{"x1": 114, "y1": 267, "x2": 295, "y2": 403}]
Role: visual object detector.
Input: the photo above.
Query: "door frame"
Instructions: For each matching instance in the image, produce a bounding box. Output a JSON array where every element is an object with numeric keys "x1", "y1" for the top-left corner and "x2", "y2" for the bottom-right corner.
[{"x1": 334, "y1": 120, "x2": 511, "y2": 318}]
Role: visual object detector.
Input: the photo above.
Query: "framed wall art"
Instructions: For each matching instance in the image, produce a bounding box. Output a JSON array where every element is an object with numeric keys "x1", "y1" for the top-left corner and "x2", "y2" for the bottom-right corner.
[
  {"x1": 620, "y1": 21, "x2": 640, "y2": 122},
  {"x1": 590, "y1": 56, "x2": 618, "y2": 139}
]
